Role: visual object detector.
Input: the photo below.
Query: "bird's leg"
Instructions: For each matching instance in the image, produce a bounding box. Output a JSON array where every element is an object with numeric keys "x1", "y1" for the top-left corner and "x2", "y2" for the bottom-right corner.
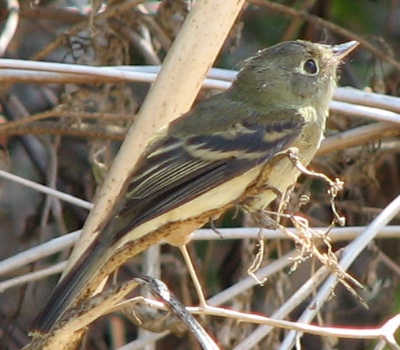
[
  {"x1": 209, "y1": 217, "x2": 223, "y2": 238},
  {"x1": 251, "y1": 210, "x2": 279, "y2": 230},
  {"x1": 179, "y1": 245, "x2": 208, "y2": 310}
]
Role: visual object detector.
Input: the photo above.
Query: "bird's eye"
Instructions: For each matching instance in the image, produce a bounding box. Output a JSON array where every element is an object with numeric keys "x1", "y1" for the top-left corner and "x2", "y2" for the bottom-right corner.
[{"x1": 302, "y1": 59, "x2": 319, "y2": 75}]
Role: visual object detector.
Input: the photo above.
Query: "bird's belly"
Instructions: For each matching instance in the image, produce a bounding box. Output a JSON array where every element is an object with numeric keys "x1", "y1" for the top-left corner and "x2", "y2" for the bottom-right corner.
[
  {"x1": 117, "y1": 166, "x2": 262, "y2": 248},
  {"x1": 117, "y1": 124, "x2": 324, "y2": 248},
  {"x1": 244, "y1": 125, "x2": 324, "y2": 211},
  {"x1": 242, "y1": 156, "x2": 302, "y2": 211}
]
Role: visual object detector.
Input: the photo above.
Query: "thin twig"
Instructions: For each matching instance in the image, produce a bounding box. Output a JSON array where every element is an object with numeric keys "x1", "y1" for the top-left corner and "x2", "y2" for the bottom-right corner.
[
  {"x1": 0, "y1": 0, "x2": 19, "y2": 55},
  {"x1": 249, "y1": 0, "x2": 400, "y2": 72}
]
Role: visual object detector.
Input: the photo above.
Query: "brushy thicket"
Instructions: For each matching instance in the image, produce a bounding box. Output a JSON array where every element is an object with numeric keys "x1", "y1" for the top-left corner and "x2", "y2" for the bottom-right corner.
[{"x1": 0, "y1": 1, "x2": 400, "y2": 349}]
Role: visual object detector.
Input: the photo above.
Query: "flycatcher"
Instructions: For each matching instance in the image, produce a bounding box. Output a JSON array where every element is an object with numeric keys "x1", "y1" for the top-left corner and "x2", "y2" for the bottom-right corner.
[{"x1": 33, "y1": 40, "x2": 358, "y2": 332}]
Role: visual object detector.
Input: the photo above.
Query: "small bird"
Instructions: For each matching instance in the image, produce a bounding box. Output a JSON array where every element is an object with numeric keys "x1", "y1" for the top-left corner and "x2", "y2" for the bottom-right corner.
[{"x1": 32, "y1": 40, "x2": 358, "y2": 333}]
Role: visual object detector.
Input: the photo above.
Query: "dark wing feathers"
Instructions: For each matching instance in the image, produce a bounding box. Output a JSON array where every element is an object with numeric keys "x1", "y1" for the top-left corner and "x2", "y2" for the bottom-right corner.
[
  {"x1": 32, "y1": 110, "x2": 304, "y2": 333},
  {"x1": 112, "y1": 113, "x2": 303, "y2": 242}
]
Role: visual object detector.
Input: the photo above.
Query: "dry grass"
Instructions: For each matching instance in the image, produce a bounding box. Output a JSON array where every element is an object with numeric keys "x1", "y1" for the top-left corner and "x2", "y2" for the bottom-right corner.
[{"x1": 0, "y1": 1, "x2": 400, "y2": 349}]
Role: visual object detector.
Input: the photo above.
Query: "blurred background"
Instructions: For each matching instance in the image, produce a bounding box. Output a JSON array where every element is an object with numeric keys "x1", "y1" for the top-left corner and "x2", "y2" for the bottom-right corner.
[{"x1": 0, "y1": 1, "x2": 399, "y2": 349}]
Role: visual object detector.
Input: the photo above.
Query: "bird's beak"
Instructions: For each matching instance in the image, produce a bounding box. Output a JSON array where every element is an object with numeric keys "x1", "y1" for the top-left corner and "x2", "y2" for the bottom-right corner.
[{"x1": 331, "y1": 41, "x2": 359, "y2": 60}]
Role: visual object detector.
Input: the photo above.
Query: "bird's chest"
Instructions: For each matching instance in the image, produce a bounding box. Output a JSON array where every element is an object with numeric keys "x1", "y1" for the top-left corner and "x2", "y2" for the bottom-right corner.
[{"x1": 242, "y1": 111, "x2": 326, "y2": 212}]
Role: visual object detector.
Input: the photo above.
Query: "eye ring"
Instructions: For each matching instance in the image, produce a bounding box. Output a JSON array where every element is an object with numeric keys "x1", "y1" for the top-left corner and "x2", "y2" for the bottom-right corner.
[{"x1": 302, "y1": 59, "x2": 319, "y2": 75}]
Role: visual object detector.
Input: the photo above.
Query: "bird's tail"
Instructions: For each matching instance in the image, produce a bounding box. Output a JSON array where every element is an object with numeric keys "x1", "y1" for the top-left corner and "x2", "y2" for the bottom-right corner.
[{"x1": 31, "y1": 237, "x2": 112, "y2": 333}]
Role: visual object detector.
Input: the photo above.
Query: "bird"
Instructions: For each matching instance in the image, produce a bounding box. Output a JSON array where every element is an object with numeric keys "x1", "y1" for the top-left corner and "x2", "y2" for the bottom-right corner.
[{"x1": 32, "y1": 40, "x2": 358, "y2": 333}]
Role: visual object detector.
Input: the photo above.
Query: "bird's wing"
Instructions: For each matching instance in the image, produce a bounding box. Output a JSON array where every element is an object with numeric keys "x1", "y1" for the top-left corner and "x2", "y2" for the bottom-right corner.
[
  {"x1": 32, "y1": 110, "x2": 304, "y2": 333},
  {"x1": 113, "y1": 110, "x2": 304, "y2": 241}
]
